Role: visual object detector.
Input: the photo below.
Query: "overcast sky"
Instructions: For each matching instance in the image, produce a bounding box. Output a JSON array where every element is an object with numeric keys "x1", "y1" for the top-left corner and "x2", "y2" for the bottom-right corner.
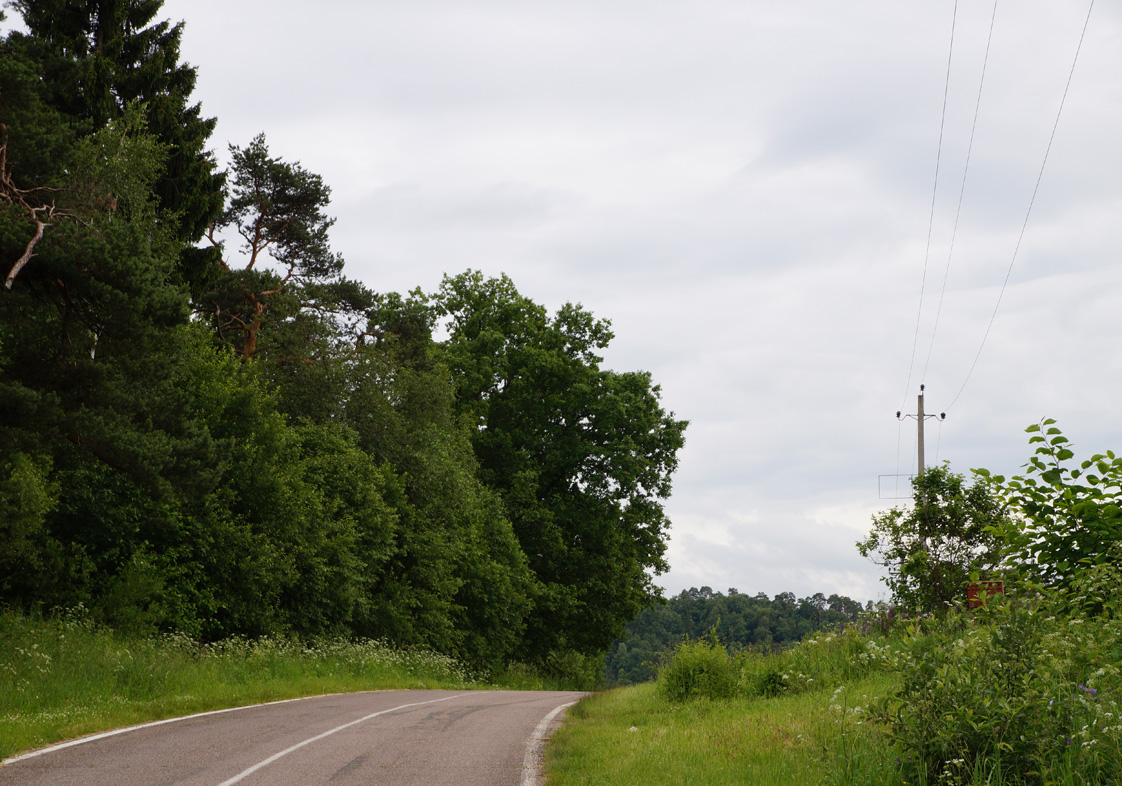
[{"x1": 82, "y1": 1, "x2": 1122, "y2": 601}]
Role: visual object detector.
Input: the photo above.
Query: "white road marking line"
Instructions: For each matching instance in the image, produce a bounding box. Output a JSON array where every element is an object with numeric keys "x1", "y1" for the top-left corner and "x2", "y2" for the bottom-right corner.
[
  {"x1": 217, "y1": 692, "x2": 470, "y2": 786},
  {"x1": 520, "y1": 700, "x2": 579, "y2": 786},
  {"x1": 1, "y1": 696, "x2": 318, "y2": 766}
]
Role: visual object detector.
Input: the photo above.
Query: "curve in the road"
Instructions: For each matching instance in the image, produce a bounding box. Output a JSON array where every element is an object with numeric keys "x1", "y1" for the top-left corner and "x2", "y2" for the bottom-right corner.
[{"x1": 0, "y1": 689, "x2": 586, "y2": 786}]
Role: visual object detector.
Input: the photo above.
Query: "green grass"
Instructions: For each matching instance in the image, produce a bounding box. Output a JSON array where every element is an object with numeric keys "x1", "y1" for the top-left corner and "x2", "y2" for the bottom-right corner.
[
  {"x1": 0, "y1": 609, "x2": 478, "y2": 760},
  {"x1": 546, "y1": 675, "x2": 899, "y2": 786},
  {"x1": 547, "y1": 589, "x2": 1122, "y2": 786}
]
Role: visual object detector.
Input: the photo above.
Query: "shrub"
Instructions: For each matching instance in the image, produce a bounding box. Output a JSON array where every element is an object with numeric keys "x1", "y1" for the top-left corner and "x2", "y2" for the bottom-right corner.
[
  {"x1": 657, "y1": 639, "x2": 739, "y2": 702},
  {"x1": 871, "y1": 586, "x2": 1122, "y2": 786}
]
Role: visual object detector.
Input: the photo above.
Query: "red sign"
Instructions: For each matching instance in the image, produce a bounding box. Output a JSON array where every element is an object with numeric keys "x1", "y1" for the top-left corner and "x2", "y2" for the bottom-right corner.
[{"x1": 967, "y1": 581, "x2": 1004, "y2": 609}]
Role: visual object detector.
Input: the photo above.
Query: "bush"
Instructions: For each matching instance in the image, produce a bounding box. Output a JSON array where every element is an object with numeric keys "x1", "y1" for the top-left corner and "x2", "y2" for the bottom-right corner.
[
  {"x1": 871, "y1": 584, "x2": 1122, "y2": 786},
  {"x1": 658, "y1": 639, "x2": 739, "y2": 702}
]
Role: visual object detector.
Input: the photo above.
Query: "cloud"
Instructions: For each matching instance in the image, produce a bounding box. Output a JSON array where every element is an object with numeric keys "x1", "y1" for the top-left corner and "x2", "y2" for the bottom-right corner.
[{"x1": 159, "y1": 0, "x2": 1122, "y2": 603}]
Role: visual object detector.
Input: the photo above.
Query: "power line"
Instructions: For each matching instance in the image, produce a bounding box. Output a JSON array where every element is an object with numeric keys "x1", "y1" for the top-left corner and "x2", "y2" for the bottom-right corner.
[
  {"x1": 948, "y1": 0, "x2": 1096, "y2": 412},
  {"x1": 900, "y1": 0, "x2": 959, "y2": 413},
  {"x1": 921, "y1": 0, "x2": 1000, "y2": 384}
]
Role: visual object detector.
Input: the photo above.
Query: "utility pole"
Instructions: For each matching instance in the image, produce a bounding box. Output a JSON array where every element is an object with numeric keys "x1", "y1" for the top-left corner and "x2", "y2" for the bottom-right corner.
[
  {"x1": 897, "y1": 385, "x2": 946, "y2": 554},
  {"x1": 897, "y1": 384, "x2": 945, "y2": 476}
]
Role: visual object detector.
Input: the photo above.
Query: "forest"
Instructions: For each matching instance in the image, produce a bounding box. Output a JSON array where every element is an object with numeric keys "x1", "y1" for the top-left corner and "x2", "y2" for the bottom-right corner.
[
  {"x1": 0, "y1": 0, "x2": 687, "y2": 674},
  {"x1": 603, "y1": 586, "x2": 867, "y2": 684}
]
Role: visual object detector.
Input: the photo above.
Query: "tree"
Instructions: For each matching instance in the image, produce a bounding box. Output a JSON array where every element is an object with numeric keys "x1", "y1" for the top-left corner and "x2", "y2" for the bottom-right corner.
[
  {"x1": 199, "y1": 134, "x2": 371, "y2": 364},
  {"x1": 343, "y1": 293, "x2": 533, "y2": 669},
  {"x1": 431, "y1": 271, "x2": 688, "y2": 662},
  {"x1": 858, "y1": 463, "x2": 1007, "y2": 613},
  {"x1": 8, "y1": 0, "x2": 224, "y2": 242},
  {"x1": 979, "y1": 420, "x2": 1122, "y2": 589}
]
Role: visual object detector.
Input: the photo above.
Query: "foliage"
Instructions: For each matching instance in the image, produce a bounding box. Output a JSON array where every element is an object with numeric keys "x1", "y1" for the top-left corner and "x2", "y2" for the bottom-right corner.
[
  {"x1": 738, "y1": 626, "x2": 895, "y2": 700},
  {"x1": 658, "y1": 637, "x2": 740, "y2": 703},
  {"x1": 548, "y1": 649, "x2": 898, "y2": 786},
  {"x1": 556, "y1": 580, "x2": 1122, "y2": 786},
  {"x1": 858, "y1": 464, "x2": 1006, "y2": 614},
  {"x1": 9, "y1": 0, "x2": 224, "y2": 242},
  {"x1": 431, "y1": 270, "x2": 688, "y2": 663},
  {"x1": 199, "y1": 133, "x2": 370, "y2": 362},
  {"x1": 977, "y1": 420, "x2": 1122, "y2": 589},
  {"x1": 0, "y1": 2, "x2": 684, "y2": 679},
  {"x1": 652, "y1": 608, "x2": 891, "y2": 705},
  {"x1": 869, "y1": 584, "x2": 1122, "y2": 786},
  {"x1": 604, "y1": 586, "x2": 868, "y2": 685}
]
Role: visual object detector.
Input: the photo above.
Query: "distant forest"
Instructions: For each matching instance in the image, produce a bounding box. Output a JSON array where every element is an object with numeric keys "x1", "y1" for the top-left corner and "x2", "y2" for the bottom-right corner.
[
  {"x1": 0, "y1": 1, "x2": 686, "y2": 675},
  {"x1": 604, "y1": 587, "x2": 869, "y2": 684}
]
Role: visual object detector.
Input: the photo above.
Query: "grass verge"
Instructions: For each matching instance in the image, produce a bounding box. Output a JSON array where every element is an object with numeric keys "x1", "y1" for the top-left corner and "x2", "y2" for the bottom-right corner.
[
  {"x1": 546, "y1": 675, "x2": 899, "y2": 786},
  {"x1": 0, "y1": 609, "x2": 476, "y2": 760}
]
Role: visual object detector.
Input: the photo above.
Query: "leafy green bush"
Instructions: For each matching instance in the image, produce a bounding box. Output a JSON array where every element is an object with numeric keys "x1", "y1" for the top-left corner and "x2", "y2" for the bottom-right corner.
[
  {"x1": 658, "y1": 639, "x2": 739, "y2": 702},
  {"x1": 871, "y1": 583, "x2": 1122, "y2": 786},
  {"x1": 980, "y1": 420, "x2": 1122, "y2": 591}
]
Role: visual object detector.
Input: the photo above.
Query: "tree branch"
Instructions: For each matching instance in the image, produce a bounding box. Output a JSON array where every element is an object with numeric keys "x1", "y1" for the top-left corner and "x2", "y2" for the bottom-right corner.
[{"x1": 5, "y1": 219, "x2": 46, "y2": 290}]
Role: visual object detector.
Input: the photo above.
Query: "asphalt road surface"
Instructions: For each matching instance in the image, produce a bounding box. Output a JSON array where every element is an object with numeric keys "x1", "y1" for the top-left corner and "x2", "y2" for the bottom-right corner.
[{"x1": 0, "y1": 689, "x2": 586, "y2": 786}]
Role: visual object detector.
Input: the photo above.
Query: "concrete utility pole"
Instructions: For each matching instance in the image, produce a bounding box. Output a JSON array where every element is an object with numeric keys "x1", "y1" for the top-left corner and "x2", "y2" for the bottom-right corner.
[
  {"x1": 897, "y1": 385, "x2": 946, "y2": 554},
  {"x1": 897, "y1": 384, "x2": 945, "y2": 475}
]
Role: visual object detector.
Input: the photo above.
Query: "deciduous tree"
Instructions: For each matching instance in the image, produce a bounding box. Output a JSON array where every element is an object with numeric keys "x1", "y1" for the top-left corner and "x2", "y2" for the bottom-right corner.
[
  {"x1": 858, "y1": 464, "x2": 1006, "y2": 613},
  {"x1": 431, "y1": 271, "x2": 687, "y2": 661}
]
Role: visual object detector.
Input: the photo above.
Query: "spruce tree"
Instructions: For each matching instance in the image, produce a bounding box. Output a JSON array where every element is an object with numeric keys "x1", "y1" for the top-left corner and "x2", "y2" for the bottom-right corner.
[{"x1": 9, "y1": 0, "x2": 224, "y2": 242}]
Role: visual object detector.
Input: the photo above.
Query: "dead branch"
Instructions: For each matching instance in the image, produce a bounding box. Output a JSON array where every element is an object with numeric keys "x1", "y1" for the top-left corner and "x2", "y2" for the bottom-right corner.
[
  {"x1": 1, "y1": 133, "x2": 100, "y2": 289},
  {"x1": 5, "y1": 219, "x2": 45, "y2": 290},
  {"x1": 1, "y1": 136, "x2": 52, "y2": 288}
]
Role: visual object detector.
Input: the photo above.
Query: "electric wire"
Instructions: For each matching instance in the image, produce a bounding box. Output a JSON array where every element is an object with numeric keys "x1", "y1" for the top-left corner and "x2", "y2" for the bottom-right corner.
[
  {"x1": 921, "y1": 0, "x2": 1000, "y2": 384},
  {"x1": 947, "y1": 0, "x2": 1096, "y2": 412},
  {"x1": 899, "y1": 0, "x2": 958, "y2": 414},
  {"x1": 896, "y1": 1, "x2": 958, "y2": 496}
]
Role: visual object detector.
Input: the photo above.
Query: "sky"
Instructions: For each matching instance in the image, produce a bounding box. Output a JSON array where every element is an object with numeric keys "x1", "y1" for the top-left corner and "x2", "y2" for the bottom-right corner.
[{"x1": 21, "y1": 0, "x2": 1122, "y2": 603}]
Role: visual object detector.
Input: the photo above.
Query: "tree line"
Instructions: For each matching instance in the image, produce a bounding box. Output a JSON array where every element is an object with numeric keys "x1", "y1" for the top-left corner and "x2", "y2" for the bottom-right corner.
[
  {"x1": 604, "y1": 587, "x2": 868, "y2": 684},
  {"x1": 0, "y1": 0, "x2": 687, "y2": 674}
]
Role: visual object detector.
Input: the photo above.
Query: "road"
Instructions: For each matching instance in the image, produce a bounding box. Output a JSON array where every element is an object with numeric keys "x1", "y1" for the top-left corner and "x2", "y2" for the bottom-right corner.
[{"x1": 0, "y1": 690, "x2": 585, "y2": 785}]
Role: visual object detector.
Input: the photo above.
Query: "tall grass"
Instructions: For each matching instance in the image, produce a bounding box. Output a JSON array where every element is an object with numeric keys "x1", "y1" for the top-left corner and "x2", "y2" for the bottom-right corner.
[
  {"x1": 548, "y1": 585, "x2": 1122, "y2": 786},
  {"x1": 547, "y1": 673, "x2": 899, "y2": 785},
  {"x1": 0, "y1": 607, "x2": 477, "y2": 760}
]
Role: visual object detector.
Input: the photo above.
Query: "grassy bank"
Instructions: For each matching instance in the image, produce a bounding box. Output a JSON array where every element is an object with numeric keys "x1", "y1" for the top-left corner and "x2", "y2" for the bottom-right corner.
[
  {"x1": 547, "y1": 675, "x2": 897, "y2": 785},
  {"x1": 0, "y1": 609, "x2": 479, "y2": 760},
  {"x1": 547, "y1": 591, "x2": 1122, "y2": 786}
]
